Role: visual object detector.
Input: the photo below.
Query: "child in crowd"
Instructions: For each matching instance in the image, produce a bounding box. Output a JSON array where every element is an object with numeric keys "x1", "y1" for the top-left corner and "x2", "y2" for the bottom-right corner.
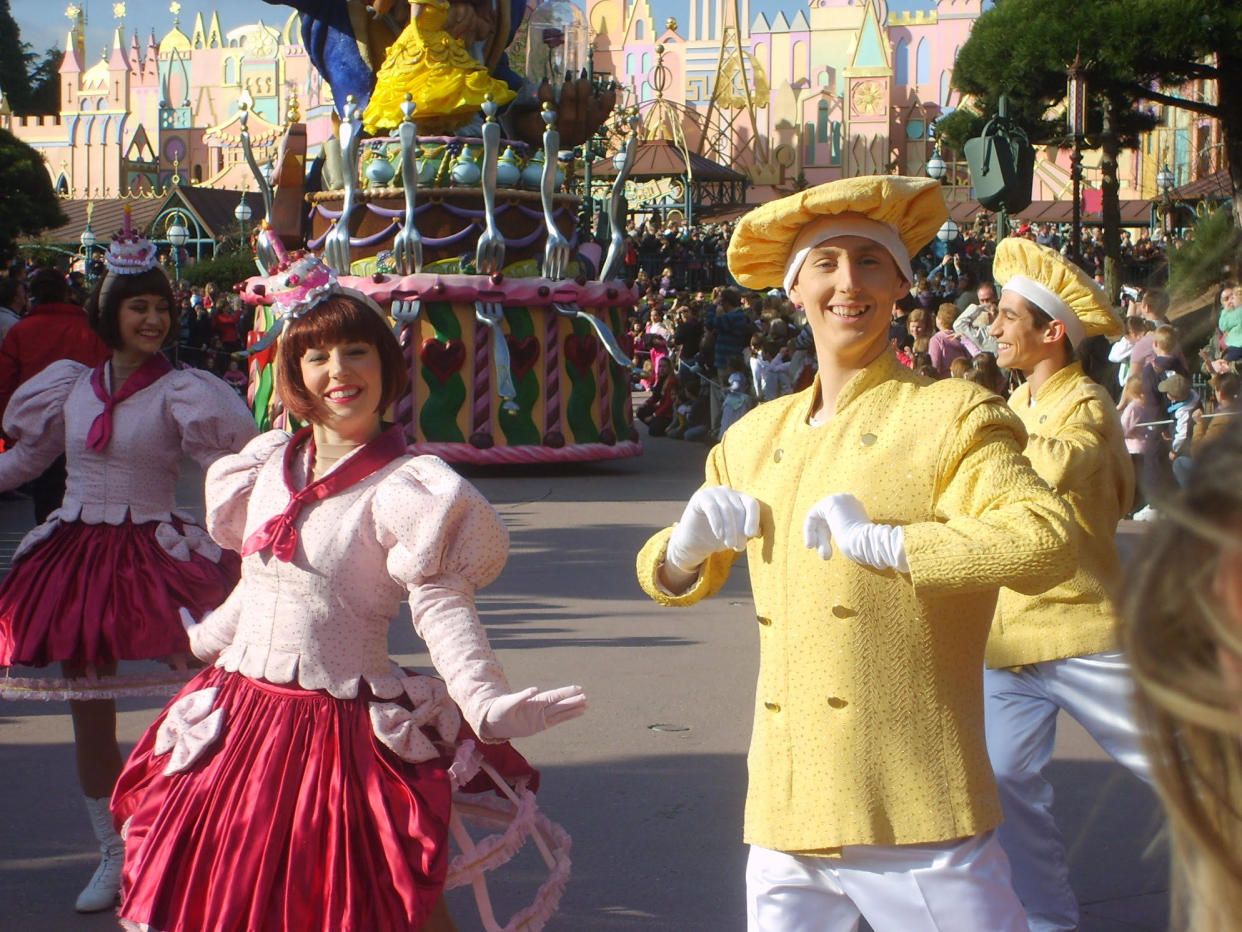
[
  {"x1": 223, "y1": 358, "x2": 248, "y2": 398},
  {"x1": 746, "y1": 333, "x2": 765, "y2": 397},
  {"x1": 639, "y1": 371, "x2": 678, "y2": 437},
  {"x1": 756, "y1": 340, "x2": 793, "y2": 401},
  {"x1": 1216, "y1": 281, "x2": 1242, "y2": 361},
  {"x1": 929, "y1": 303, "x2": 971, "y2": 377},
  {"x1": 949, "y1": 357, "x2": 971, "y2": 379},
  {"x1": 659, "y1": 266, "x2": 675, "y2": 297},
  {"x1": 973, "y1": 352, "x2": 1007, "y2": 397},
  {"x1": 1109, "y1": 316, "x2": 1152, "y2": 387},
  {"x1": 1160, "y1": 373, "x2": 1201, "y2": 488},
  {"x1": 719, "y1": 372, "x2": 754, "y2": 437},
  {"x1": 1191, "y1": 372, "x2": 1241, "y2": 458},
  {"x1": 1138, "y1": 325, "x2": 1190, "y2": 505},
  {"x1": 1118, "y1": 375, "x2": 1152, "y2": 516}
]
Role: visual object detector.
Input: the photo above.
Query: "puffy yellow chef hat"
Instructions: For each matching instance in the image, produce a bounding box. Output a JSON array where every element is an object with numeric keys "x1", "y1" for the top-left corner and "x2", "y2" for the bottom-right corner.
[
  {"x1": 992, "y1": 237, "x2": 1120, "y2": 344},
  {"x1": 727, "y1": 175, "x2": 948, "y2": 290}
]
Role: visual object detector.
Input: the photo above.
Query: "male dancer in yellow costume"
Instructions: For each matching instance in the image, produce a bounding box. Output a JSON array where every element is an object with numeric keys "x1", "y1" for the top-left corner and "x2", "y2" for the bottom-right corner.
[
  {"x1": 636, "y1": 175, "x2": 1076, "y2": 930},
  {"x1": 984, "y1": 237, "x2": 1150, "y2": 932}
]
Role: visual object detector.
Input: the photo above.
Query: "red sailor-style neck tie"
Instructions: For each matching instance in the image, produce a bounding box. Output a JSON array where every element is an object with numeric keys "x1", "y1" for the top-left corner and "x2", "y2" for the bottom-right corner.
[
  {"x1": 85, "y1": 354, "x2": 174, "y2": 451},
  {"x1": 241, "y1": 424, "x2": 408, "y2": 562}
]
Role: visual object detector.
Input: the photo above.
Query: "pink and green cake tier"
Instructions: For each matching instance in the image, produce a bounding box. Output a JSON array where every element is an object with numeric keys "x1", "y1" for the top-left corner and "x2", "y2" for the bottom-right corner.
[{"x1": 238, "y1": 272, "x2": 641, "y2": 465}]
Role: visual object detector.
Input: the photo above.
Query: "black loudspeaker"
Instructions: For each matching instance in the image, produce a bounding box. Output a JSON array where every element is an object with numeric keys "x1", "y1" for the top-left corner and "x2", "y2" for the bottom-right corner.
[{"x1": 964, "y1": 118, "x2": 1035, "y2": 214}]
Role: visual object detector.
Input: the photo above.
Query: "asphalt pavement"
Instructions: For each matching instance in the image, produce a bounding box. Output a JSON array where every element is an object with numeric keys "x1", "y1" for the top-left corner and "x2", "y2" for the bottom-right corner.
[{"x1": 0, "y1": 427, "x2": 1167, "y2": 931}]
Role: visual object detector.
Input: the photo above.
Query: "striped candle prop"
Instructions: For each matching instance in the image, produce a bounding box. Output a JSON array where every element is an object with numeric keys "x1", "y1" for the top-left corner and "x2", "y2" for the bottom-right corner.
[
  {"x1": 395, "y1": 321, "x2": 417, "y2": 442},
  {"x1": 595, "y1": 323, "x2": 614, "y2": 441},
  {"x1": 472, "y1": 314, "x2": 492, "y2": 439},
  {"x1": 543, "y1": 309, "x2": 562, "y2": 443}
]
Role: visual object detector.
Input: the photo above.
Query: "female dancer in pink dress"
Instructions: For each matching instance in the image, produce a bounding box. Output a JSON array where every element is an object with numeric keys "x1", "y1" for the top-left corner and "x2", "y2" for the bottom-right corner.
[
  {"x1": 0, "y1": 218, "x2": 258, "y2": 912},
  {"x1": 112, "y1": 253, "x2": 586, "y2": 931}
]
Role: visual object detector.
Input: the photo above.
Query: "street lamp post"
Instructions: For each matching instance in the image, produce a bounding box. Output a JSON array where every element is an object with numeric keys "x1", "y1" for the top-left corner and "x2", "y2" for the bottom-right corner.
[
  {"x1": 234, "y1": 194, "x2": 253, "y2": 253},
  {"x1": 79, "y1": 224, "x2": 97, "y2": 286},
  {"x1": 1066, "y1": 52, "x2": 1087, "y2": 262},
  {"x1": 167, "y1": 217, "x2": 189, "y2": 281},
  {"x1": 926, "y1": 146, "x2": 947, "y2": 183},
  {"x1": 166, "y1": 216, "x2": 190, "y2": 366},
  {"x1": 1156, "y1": 163, "x2": 1176, "y2": 241}
]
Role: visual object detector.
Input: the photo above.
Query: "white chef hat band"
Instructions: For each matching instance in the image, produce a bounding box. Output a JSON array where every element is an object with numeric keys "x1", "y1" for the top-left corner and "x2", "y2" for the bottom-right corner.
[
  {"x1": 1002, "y1": 275, "x2": 1086, "y2": 346},
  {"x1": 783, "y1": 215, "x2": 914, "y2": 294}
]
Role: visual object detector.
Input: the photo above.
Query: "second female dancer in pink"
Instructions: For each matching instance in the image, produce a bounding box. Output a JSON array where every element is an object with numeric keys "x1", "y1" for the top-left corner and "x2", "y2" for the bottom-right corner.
[{"x1": 0, "y1": 215, "x2": 258, "y2": 913}]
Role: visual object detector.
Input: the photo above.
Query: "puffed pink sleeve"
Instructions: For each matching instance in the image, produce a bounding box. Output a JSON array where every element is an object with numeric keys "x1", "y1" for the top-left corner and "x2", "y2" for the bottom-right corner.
[
  {"x1": 166, "y1": 369, "x2": 260, "y2": 469},
  {"x1": 187, "y1": 589, "x2": 243, "y2": 664},
  {"x1": 373, "y1": 456, "x2": 513, "y2": 737},
  {"x1": 0, "y1": 360, "x2": 84, "y2": 492},
  {"x1": 204, "y1": 430, "x2": 290, "y2": 553}
]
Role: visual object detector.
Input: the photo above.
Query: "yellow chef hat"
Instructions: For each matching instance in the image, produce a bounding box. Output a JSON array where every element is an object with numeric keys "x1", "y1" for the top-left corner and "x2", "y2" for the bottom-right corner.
[
  {"x1": 727, "y1": 175, "x2": 948, "y2": 291},
  {"x1": 992, "y1": 237, "x2": 1120, "y2": 344}
]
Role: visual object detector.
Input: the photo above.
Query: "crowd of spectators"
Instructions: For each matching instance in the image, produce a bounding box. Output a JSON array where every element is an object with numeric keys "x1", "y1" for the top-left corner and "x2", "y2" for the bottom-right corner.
[
  {"x1": 170, "y1": 280, "x2": 252, "y2": 395},
  {"x1": 0, "y1": 263, "x2": 252, "y2": 408},
  {"x1": 624, "y1": 217, "x2": 1227, "y2": 527}
]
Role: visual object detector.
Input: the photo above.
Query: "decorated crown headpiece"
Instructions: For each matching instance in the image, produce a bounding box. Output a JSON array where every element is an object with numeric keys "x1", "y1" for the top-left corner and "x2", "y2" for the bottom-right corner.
[
  {"x1": 261, "y1": 234, "x2": 339, "y2": 319},
  {"x1": 104, "y1": 205, "x2": 160, "y2": 275},
  {"x1": 244, "y1": 228, "x2": 385, "y2": 356}
]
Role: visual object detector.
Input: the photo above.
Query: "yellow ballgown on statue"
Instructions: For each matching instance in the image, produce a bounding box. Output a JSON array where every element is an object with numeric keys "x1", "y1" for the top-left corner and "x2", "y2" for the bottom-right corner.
[{"x1": 363, "y1": 0, "x2": 517, "y2": 135}]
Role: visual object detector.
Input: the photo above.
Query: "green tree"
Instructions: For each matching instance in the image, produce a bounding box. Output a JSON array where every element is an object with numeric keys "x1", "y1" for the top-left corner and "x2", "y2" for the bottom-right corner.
[
  {"x1": 0, "y1": 0, "x2": 34, "y2": 112},
  {"x1": 28, "y1": 45, "x2": 61, "y2": 114},
  {"x1": 945, "y1": 0, "x2": 1242, "y2": 300},
  {"x1": 0, "y1": 128, "x2": 66, "y2": 263},
  {"x1": 181, "y1": 250, "x2": 263, "y2": 294}
]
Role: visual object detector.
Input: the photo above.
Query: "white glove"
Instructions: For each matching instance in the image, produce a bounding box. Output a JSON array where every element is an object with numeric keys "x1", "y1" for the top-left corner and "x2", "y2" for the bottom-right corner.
[
  {"x1": 479, "y1": 684, "x2": 587, "y2": 741},
  {"x1": 665, "y1": 486, "x2": 761, "y2": 573},
  {"x1": 178, "y1": 607, "x2": 198, "y2": 631},
  {"x1": 802, "y1": 493, "x2": 909, "y2": 573}
]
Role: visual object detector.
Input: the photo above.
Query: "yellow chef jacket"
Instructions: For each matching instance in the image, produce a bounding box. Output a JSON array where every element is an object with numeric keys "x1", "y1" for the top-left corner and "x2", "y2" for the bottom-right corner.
[
  {"x1": 636, "y1": 351, "x2": 1075, "y2": 853},
  {"x1": 987, "y1": 361, "x2": 1134, "y2": 669}
]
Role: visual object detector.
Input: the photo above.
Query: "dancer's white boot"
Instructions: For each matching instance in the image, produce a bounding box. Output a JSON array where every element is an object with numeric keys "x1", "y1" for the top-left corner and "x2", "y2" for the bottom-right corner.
[{"x1": 76, "y1": 796, "x2": 123, "y2": 913}]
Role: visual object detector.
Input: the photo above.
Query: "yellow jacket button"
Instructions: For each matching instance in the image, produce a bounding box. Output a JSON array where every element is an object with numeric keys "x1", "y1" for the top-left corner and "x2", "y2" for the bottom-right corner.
[
  {"x1": 831, "y1": 604, "x2": 853, "y2": 618},
  {"x1": 774, "y1": 449, "x2": 784, "y2": 463},
  {"x1": 827, "y1": 697, "x2": 848, "y2": 709},
  {"x1": 860, "y1": 433, "x2": 877, "y2": 446},
  {"x1": 764, "y1": 701, "x2": 781, "y2": 712},
  {"x1": 757, "y1": 615, "x2": 772, "y2": 626}
]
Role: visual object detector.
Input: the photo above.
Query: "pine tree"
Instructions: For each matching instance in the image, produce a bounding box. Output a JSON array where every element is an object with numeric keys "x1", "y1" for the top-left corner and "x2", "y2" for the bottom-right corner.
[
  {"x1": 0, "y1": 0, "x2": 34, "y2": 113},
  {"x1": 28, "y1": 46, "x2": 61, "y2": 114}
]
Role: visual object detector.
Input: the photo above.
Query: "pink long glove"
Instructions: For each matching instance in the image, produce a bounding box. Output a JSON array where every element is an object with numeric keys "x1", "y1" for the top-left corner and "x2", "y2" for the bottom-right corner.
[{"x1": 479, "y1": 685, "x2": 588, "y2": 740}]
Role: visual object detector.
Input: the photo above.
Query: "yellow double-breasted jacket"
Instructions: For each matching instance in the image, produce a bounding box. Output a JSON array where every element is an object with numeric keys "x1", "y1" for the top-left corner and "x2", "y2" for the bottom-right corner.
[
  {"x1": 636, "y1": 352, "x2": 1075, "y2": 853},
  {"x1": 987, "y1": 362, "x2": 1134, "y2": 669}
]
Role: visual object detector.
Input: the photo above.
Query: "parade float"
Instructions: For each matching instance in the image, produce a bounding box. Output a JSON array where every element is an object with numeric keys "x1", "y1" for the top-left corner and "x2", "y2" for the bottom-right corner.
[{"x1": 234, "y1": 0, "x2": 641, "y2": 466}]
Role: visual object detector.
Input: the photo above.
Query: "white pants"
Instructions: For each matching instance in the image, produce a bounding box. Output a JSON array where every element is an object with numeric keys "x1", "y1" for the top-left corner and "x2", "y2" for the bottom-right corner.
[
  {"x1": 745, "y1": 831, "x2": 1030, "y2": 932},
  {"x1": 984, "y1": 651, "x2": 1151, "y2": 932}
]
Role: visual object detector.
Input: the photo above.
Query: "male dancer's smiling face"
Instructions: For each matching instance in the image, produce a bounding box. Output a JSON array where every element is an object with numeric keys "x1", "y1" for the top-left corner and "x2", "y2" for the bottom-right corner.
[{"x1": 788, "y1": 235, "x2": 909, "y2": 371}]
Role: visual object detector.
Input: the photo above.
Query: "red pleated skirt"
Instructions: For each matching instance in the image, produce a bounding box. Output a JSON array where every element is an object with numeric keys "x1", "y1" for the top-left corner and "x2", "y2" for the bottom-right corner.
[
  {"x1": 0, "y1": 519, "x2": 239, "y2": 668},
  {"x1": 114, "y1": 666, "x2": 456, "y2": 932}
]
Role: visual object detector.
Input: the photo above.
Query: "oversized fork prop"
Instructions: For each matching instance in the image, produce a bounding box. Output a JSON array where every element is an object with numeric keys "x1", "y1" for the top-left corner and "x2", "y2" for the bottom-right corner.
[
  {"x1": 540, "y1": 106, "x2": 572, "y2": 282},
  {"x1": 324, "y1": 96, "x2": 363, "y2": 275},
  {"x1": 238, "y1": 103, "x2": 278, "y2": 275},
  {"x1": 475, "y1": 300, "x2": 519, "y2": 414},
  {"x1": 474, "y1": 96, "x2": 506, "y2": 277},
  {"x1": 598, "y1": 130, "x2": 638, "y2": 283},
  {"x1": 553, "y1": 303, "x2": 634, "y2": 370},
  {"x1": 392, "y1": 94, "x2": 424, "y2": 325}
]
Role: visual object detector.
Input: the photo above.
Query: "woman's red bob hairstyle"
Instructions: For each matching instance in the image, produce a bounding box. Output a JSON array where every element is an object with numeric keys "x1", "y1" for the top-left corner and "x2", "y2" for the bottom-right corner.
[{"x1": 275, "y1": 293, "x2": 409, "y2": 422}]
